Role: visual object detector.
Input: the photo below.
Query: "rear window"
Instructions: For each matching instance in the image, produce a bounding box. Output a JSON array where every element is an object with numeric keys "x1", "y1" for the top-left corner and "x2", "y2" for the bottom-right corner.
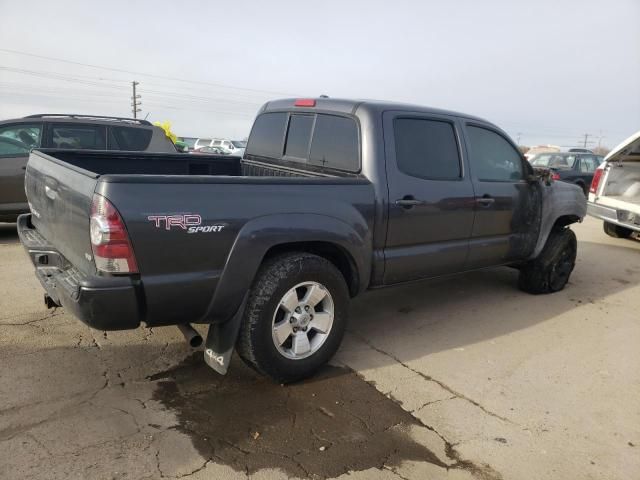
[
  {"x1": 108, "y1": 126, "x2": 152, "y2": 151},
  {"x1": 309, "y1": 115, "x2": 359, "y2": 171},
  {"x1": 246, "y1": 112, "x2": 359, "y2": 172},
  {"x1": 50, "y1": 124, "x2": 106, "y2": 150},
  {"x1": 284, "y1": 115, "x2": 314, "y2": 159},
  {"x1": 246, "y1": 112, "x2": 287, "y2": 158}
]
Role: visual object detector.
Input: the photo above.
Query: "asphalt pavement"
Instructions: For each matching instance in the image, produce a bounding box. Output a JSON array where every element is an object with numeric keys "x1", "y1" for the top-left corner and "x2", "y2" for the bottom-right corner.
[{"x1": 1, "y1": 217, "x2": 638, "y2": 480}]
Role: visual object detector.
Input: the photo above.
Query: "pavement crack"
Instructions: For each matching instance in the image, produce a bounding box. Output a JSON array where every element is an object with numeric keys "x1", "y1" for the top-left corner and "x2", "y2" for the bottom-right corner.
[{"x1": 347, "y1": 331, "x2": 517, "y2": 425}]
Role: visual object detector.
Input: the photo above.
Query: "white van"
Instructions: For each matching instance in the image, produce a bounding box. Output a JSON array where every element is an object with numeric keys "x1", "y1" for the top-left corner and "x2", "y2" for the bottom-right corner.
[{"x1": 587, "y1": 130, "x2": 640, "y2": 238}]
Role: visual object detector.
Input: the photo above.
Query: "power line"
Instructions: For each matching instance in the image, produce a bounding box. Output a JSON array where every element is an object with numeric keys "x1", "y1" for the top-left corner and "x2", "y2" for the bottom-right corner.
[{"x1": 0, "y1": 48, "x2": 297, "y2": 97}]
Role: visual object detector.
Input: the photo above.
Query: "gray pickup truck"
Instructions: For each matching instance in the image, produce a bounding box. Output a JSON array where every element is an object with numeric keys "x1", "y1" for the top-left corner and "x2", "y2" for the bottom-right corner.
[{"x1": 19, "y1": 98, "x2": 587, "y2": 382}]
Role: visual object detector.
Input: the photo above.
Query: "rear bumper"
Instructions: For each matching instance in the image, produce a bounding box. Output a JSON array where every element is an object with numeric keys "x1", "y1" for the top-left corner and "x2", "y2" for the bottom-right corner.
[
  {"x1": 18, "y1": 214, "x2": 142, "y2": 330},
  {"x1": 587, "y1": 202, "x2": 640, "y2": 233}
]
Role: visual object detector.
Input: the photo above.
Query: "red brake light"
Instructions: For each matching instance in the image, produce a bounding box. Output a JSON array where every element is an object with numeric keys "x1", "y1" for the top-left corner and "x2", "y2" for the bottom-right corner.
[
  {"x1": 551, "y1": 172, "x2": 561, "y2": 181},
  {"x1": 590, "y1": 168, "x2": 604, "y2": 194},
  {"x1": 294, "y1": 98, "x2": 316, "y2": 107},
  {"x1": 90, "y1": 194, "x2": 138, "y2": 274}
]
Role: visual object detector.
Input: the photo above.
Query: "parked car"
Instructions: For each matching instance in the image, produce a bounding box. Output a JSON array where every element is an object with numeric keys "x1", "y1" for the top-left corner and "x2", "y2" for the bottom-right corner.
[
  {"x1": 524, "y1": 144, "x2": 561, "y2": 161},
  {"x1": 193, "y1": 138, "x2": 214, "y2": 150},
  {"x1": 530, "y1": 152, "x2": 604, "y2": 195},
  {"x1": 0, "y1": 114, "x2": 178, "y2": 222},
  {"x1": 196, "y1": 138, "x2": 247, "y2": 155},
  {"x1": 587, "y1": 130, "x2": 640, "y2": 239},
  {"x1": 568, "y1": 148, "x2": 594, "y2": 153},
  {"x1": 18, "y1": 97, "x2": 586, "y2": 383},
  {"x1": 193, "y1": 146, "x2": 227, "y2": 155}
]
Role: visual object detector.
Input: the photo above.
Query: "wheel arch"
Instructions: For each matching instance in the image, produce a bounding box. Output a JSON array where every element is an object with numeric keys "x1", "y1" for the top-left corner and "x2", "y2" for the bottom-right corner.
[
  {"x1": 204, "y1": 213, "x2": 371, "y2": 325},
  {"x1": 263, "y1": 241, "x2": 360, "y2": 297}
]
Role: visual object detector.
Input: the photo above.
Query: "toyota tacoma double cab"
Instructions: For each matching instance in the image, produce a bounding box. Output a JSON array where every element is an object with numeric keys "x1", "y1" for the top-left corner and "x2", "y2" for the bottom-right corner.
[{"x1": 19, "y1": 97, "x2": 587, "y2": 382}]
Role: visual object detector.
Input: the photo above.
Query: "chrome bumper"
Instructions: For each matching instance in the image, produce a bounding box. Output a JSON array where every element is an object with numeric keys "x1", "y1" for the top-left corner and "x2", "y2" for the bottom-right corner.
[{"x1": 587, "y1": 202, "x2": 640, "y2": 233}]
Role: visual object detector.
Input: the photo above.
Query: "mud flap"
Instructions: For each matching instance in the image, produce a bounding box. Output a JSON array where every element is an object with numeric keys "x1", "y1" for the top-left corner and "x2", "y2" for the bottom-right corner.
[{"x1": 203, "y1": 295, "x2": 247, "y2": 375}]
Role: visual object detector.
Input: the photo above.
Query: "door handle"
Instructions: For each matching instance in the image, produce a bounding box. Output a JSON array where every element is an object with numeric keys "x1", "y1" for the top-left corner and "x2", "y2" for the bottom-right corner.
[
  {"x1": 475, "y1": 195, "x2": 495, "y2": 206},
  {"x1": 395, "y1": 196, "x2": 425, "y2": 208}
]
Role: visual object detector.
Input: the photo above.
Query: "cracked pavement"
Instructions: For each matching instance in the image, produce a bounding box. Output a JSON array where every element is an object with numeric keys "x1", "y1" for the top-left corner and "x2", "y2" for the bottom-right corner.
[{"x1": 1, "y1": 217, "x2": 639, "y2": 479}]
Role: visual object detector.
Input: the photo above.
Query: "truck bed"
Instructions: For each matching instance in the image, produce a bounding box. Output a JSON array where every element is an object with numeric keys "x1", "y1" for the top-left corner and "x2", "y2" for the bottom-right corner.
[{"x1": 44, "y1": 150, "x2": 350, "y2": 179}]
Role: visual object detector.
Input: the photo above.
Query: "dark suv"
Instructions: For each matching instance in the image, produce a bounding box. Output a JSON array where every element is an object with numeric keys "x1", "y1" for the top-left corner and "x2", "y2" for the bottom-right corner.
[
  {"x1": 0, "y1": 114, "x2": 177, "y2": 222},
  {"x1": 530, "y1": 152, "x2": 604, "y2": 195}
]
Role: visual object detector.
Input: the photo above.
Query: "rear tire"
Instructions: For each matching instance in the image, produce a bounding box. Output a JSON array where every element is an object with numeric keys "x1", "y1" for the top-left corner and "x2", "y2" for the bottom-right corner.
[
  {"x1": 603, "y1": 221, "x2": 633, "y2": 239},
  {"x1": 236, "y1": 252, "x2": 349, "y2": 383},
  {"x1": 518, "y1": 228, "x2": 577, "y2": 294}
]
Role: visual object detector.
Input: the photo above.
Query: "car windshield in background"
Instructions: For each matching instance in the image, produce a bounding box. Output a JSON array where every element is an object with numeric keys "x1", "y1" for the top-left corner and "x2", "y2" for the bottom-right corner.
[
  {"x1": 531, "y1": 153, "x2": 577, "y2": 169},
  {"x1": 231, "y1": 140, "x2": 247, "y2": 148}
]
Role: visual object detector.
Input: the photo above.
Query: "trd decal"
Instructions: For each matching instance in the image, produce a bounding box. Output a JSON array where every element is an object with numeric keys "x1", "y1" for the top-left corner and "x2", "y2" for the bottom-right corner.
[{"x1": 147, "y1": 214, "x2": 225, "y2": 234}]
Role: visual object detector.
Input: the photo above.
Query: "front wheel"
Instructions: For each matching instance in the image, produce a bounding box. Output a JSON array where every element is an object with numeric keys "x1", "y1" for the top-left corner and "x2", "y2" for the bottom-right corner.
[
  {"x1": 518, "y1": 228, "x2": 577, "y2": 294},
  {"x1": 236, "y1": 252, "x2": 349, "y2": 383}
]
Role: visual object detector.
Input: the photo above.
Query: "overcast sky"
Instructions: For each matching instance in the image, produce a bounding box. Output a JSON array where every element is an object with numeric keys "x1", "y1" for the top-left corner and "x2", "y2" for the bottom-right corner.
[{"x1": 1, "y1": 0, "x2": 638, "y2": 149}]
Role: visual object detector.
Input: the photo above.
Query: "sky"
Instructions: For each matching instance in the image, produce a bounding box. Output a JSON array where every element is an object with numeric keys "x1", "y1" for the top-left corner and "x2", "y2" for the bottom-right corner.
[{"x1": 1, "y1": 0, "x2": 639, "y2": 149}]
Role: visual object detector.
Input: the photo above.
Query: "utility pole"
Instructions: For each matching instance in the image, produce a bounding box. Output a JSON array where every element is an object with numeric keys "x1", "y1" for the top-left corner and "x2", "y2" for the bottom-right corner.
[
  {"x1": 581, "y1": 133, "x2": 592, "y2": 149},
  {"x1": 516, "y1": 132, "x2": 522, "y2": 145},
  {"x1": 131, "y1": 81, "x2": 141, "y2": 118}
]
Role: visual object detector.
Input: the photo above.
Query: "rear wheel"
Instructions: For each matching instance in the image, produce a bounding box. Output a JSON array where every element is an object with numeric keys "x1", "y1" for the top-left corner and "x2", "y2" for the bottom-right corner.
[
  {"x1": 236, "y1": 252, "x2": 349, "y2": 383},
  {"x1": 518, "y1": 228, "x2": 577, "y2": 294},
  {"x1": 603, "y1": 221, "x2": 633, "y2": 239}
]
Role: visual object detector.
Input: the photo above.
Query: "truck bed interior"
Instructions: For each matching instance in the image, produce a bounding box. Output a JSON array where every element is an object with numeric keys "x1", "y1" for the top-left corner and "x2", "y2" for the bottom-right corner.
[
  {"x1": 603, "y1": 162, "x2": 640, "y2": 205},
  {"x1": 41, "y1": 150, "x2": 348, "y2": 179}
]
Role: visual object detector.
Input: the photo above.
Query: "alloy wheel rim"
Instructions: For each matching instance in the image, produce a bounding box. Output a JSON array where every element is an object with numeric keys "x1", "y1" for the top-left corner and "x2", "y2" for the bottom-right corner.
[{"x1": 271, "y1": 281, "x2": 334, "y2": 360}]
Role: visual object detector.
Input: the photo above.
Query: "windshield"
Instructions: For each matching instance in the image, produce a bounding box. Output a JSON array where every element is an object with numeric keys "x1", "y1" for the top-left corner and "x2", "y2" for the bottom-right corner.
[
  {"x1": 531, "y1": 153, "x2": 577, "y2": 169},
  {"x1": 231, "y1": 140, "x2": 247, "y2": 148}
]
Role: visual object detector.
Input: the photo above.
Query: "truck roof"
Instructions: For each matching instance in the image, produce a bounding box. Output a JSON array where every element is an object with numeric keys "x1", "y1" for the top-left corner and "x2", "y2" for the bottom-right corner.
[{"x1": 261, "y1": 97, "x2": 494, "y2": 126}]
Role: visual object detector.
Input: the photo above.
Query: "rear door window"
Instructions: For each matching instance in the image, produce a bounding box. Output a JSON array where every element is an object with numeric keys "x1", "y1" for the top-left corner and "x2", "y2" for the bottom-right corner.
[
  {"x1": 393, "y1": 118, "x2": 461, "y2": 180},
  {"x1": 579, "y1": 155, "x2": 598, "y2": 173},
  {"x1": 0, "y1": 124, "x2": 42, "y2": 156},
  {"x1": 108, "y1": 126, "x2": 152, "y2": 151},
  {"x1": 49, "y1": 124, "x2": 106, "y2": 150},
  {"x1": 246, "y1": 112, "x2": 287, "y2": 159},
  {"x1": 284, "y1": 114, "x2": 314, "y2": 159},
  {"x1": 309, "y1": 115, "x2": 359, "y2": 171}
]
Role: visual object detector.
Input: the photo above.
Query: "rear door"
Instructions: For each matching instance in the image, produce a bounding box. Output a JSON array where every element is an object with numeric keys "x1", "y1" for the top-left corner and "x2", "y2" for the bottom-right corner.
[
  {"x1": 0, "y1": 123, "x2": 42, "y2": 209},
  {"x1": 463, "y1": 123, "x2": 541, "y2": 268},
  {"x1": 383, "y1": 112, "x2": 475, "y2": 284},
  {"x1": 577, "y1": 154, "x2": 599, "y2": 187}
]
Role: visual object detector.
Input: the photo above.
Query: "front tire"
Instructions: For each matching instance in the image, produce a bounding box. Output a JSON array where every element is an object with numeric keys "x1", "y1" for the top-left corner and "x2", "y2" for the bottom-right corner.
[
  {"x1": 603, "y1": 221, "x2": 633, "y2": 239},
  {"x1": 236, "y1": 252, "x2": 349, "y2": 383},
  {"x1": 518, "y1": 228, "x2": 577, "y2": 294}
]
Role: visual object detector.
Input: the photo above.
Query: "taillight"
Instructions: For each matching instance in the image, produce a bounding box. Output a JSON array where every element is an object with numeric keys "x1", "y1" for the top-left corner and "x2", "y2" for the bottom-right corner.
[
  {"x1": 90, "y1": 194, "x2": 138, "y2": 274},
  {"x1": 590, "y1": 168, "x2": 604, "y2": 194},
  {"x1": 551, "y1": 172, "x2": 561, "y2": 181}
]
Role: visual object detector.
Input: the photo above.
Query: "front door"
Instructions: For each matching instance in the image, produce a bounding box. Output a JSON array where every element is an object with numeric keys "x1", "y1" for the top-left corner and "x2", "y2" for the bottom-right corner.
[
  {"x1": 383, "y1": 113, "x2": 476, "y2": 284},
  {"x1": 463, "y1": 123, "x2": 541, "y2": 269}
]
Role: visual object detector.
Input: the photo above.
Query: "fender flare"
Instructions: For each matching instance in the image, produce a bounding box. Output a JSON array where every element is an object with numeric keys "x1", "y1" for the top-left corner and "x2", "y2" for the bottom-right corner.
[
  {"x1": 205, "y1": 213, "x2": 371, "y2": 326},
  {"x1": 530, "y1": 182, "x2": 586, "y2": 259}
]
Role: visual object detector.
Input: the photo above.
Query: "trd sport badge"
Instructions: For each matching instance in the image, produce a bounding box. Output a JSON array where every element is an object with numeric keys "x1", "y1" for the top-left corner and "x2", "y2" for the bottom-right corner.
[{"x1": 147, "y1": 214, "x2": 225, "y2": 234}]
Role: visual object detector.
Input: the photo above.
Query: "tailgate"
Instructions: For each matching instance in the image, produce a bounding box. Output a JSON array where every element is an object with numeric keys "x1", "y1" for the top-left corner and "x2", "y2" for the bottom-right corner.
[{"x1": 25, "y1": 151, "x2": 98, "y2": 275}]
